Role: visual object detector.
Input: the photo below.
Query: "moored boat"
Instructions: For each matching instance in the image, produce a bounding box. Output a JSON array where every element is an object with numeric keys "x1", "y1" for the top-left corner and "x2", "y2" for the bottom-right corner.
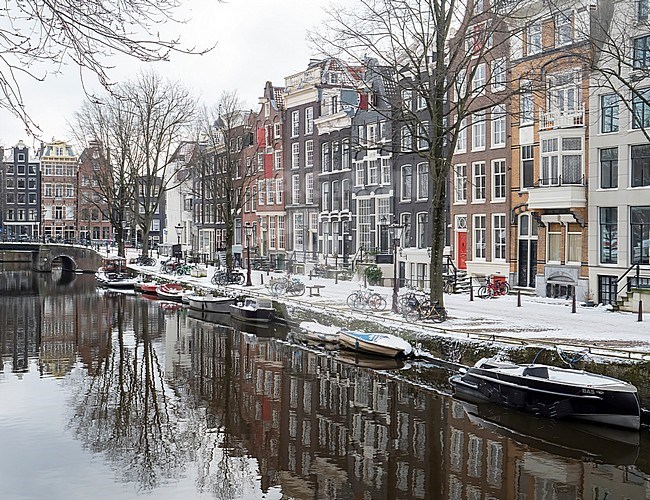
[
  {"x1": 134, "y1": 280, "x2": 159, "y2": 296},
  {"x1": 186, "y1": 293, "x2": 235, "y2": 314},
  {"x1": 156, "y1": 283, "x2": 190, "y2": 302},
  {"x1": 449, "y1": 357, "x2": 641, "y2": 430},
  {"x1": 298, "y1": 321, "x2": 340, "y2": 344},
  {"x1": 229, "y1": 297, "x2": 275, "y2": 324},
  {"x1": 95, "y1": 257, "x2": 139, "y2": 289},
  {"x1": 337, "y1": 350, "x2": 408, "y2": 370},
  {"x1": 338, "y1": 330, "x2": 413, "y2": 358}
]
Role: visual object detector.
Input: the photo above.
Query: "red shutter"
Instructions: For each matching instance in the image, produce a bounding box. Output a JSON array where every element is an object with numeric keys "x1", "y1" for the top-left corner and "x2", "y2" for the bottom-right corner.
[
  {"x1": 359, "y1": 93, "x2": 369, "y2": 110},
  {"x1": 257, "y1": 128, "x2": 265, "y2": 147},
  {"x1": 264, "y1": 153, "x2": 273, "y2": 178}
]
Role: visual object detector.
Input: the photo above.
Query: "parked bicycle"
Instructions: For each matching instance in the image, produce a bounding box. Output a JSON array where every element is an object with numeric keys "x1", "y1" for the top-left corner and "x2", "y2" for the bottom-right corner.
[
  {"x1": 268, "y1": 275, "x2": 305, "y2": 296},
  {"x1": 346, "y1": 287, "x2": 387, "y2": 311},
  {"x1": 443, "y1": 275, "x2": 456, "y2": 294},
  {"x1": 310, "y1": 264, "x2": 329, "y2": 278},
  {"x1": 134, "y1": 254, "x2": 156, "y2": 267},
  {"x1": 160, "y1": 259, "x2": 182, "y2": 274},
  {"x1": 397, "y1": 287, "x2": 428, "y2": 315},
  {"x1": 211, "y1": 268, "x2": 245, "y2": 286},
  {"x1": 477, "y1": 275, "x2": 510, "y2": 299},
  {"x1": 402, "y1": 295, "x2": 448, "y2": 323}
]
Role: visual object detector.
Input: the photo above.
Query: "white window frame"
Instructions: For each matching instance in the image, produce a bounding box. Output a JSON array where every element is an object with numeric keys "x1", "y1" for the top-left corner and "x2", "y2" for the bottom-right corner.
[
  {"x1": 454, "y1": 164, "x2": 467, "y2": 203},
  {"x1": 291, "y1": 175, "x2": 300, "y2": 204},
  {"x1": 472, "y1": 161, "x2": 486, "y2": 202},
  {"x1": 305, "y1": 140, "x2": 314, "y2": 167},
  {"x1": 291, "y1": 143, "x2": 300, "y2": 169},
  {"x1": 401, "y1": 164, "x2": 412, "y2": 201},
  {"x1": 305, "y1": 107, "x2": 314, "y2": 134},
  {"x1": 416, "y1": 162, "x2": 429, "y2": 200},
  {"x1": 491, "y1": 58, "x2": 506, "y2": 92},
  {"x1": 492, "y1": 214, "x2": 506, "y2": 261},
  {"x1": 473, "y1": 214, "x2": 486, "y2": 260},
  {"x1": 291, "y1": 111, "x2": 299, "y2": 137},
  {"x1": 471, "y1": 112, "x2": 486, "y2": 151},
  {"x1": 491, "y1": 105, "x2": 506, "y2": 148},
  {"x1": 492, "y1": 159, "x2": 506, "y2": 201},
  {"x1": 472, "y1": 63, "x2": 486, "y2": 96},
  {"x1": 306, "y1": 172, "x2": 314, "y2": 204}
]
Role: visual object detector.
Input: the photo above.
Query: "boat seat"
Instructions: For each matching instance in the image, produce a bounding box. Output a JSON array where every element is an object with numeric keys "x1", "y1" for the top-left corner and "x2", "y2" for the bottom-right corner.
[{"x1": 522, "y1": 366, "x2": 549, "y2": 379}]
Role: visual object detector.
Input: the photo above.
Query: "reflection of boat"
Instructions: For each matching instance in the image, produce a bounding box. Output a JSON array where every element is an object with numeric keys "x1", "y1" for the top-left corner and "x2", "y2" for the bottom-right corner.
[
  {"x1": 450, "y1": 357, "x2": 641, "y2": 430},
  {"x1": 156, "y1": 283, "x2": 190, "y2": 302},
  {"x1": 229, "y1": 297, "x2": 275, "y2": 324},
  {"x1": 188, "y1": 307, "x2": 232, "y2": 326},
  {"x1": 299, "y1": 321, "x2": 340, "y2": 344},
  {"x1": 338, "y1": 330, "x2": 413, "y2": 358},
  {"x1": 337, "y1": 350, "x2": 408, "y2": 370},
  {"x1": 186, "y1": 293, "x2": 235, "y2": 313},
  {"x1": 461, "y1": 401, "x2": 640, "y2": 465}
]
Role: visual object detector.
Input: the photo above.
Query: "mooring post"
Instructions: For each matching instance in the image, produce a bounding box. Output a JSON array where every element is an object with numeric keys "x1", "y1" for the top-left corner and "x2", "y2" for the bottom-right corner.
[
  {"x1": 638, "y1": 300, "x2": 643, "y2": 322},
  {"x1": 517, "y1": 289, "x2": 521, "y2": 307},
  {"x1": 572, "y1": 293, "x2": 576, "y2": 313},
  {"x1": 260, "y1": 274, "x2": 264, "y2": 285},
  {"x1": 469, "y1": 282, "x2": 474, "y2": 302}
]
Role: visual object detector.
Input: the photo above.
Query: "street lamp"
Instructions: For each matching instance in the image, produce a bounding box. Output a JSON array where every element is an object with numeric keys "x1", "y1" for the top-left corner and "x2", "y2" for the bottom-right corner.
[
  {"x1": 389, "y1": 220, "x2": 404, "y2": 313},
  {"x1": 379, "y1": 215, "x2": 387, "y2": 253},
  {"x1": 175, "y1": 223, "x2": 182, "y2": 261},
  {"x1": 245, "y1": 222, "x2": 253, "y2": 286}
]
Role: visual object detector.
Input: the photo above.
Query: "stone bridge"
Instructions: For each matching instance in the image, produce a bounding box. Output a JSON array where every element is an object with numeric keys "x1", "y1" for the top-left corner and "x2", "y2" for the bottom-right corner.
[{"x1": 0, "y1": 242, "x2": 104, "y2": 273}]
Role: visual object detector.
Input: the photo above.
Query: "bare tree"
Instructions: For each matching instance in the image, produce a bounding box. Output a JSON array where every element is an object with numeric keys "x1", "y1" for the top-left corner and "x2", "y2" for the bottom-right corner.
[
  {"x1": 1, "y1": 0, "x2": 214, "y2": 134},
  {"x1": 313, "y1": 0, "x2": 524, "y2": 308}
]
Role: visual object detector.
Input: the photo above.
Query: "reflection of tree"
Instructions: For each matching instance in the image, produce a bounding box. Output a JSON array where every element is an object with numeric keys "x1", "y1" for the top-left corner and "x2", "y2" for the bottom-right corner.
[
  {"x1": 191, "y1": 324, "x2": 256, "y2": 499},
  {"x1": 68, "y1": 296, "x2": 199, "y2": 491}
]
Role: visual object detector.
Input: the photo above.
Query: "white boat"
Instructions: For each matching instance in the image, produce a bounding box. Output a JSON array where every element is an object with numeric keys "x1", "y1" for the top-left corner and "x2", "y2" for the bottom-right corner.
[
  {"x1": 338, "y1": 330, "x2": 413, "y2": 358},
  {"x1": 229, "y1": 297, "x2": 275, "y2": 324},
  {"x1": 450, "y1": 357, "x2": 641, "y2": 430},
  {"x1": 298, "y1": 321, "x2": 340, "y2": 344},
  {"x1": 95, "y1": 256, "x2": 139, "y2": 288},
  {"x1": 186, "y1": 294, "x2": 235, "y2": 314},
  {"x1": 156, "y1": 283, "x2": 190, "y2": 302}
]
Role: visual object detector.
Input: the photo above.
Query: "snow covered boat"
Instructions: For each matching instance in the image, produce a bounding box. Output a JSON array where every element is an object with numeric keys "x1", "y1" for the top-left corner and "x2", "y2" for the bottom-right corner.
[
  {"x1": 298, "y1": 321, "x2": 340, "y2": 344},
  {"x1": 338, "y1": 330, "x2": 413, "y2": 358},
  {"x1": 95, "y1": 270, "x2": 139, "y2": 289},
  {"x1": 449, "y1": 357, "x2": 641, "y2": 430},
  {"x1": 229, "y1": 297, "x2": 275, "y2": 324},
  {"x1": 134, "y1": 281, "x2": 159, "y2": 296},
  {"x1": 186, "y1": 293, "x2": 235, "y2": 314},
  {"x1": 156, "y1": 283, "x2": 190, "y2": 302}
]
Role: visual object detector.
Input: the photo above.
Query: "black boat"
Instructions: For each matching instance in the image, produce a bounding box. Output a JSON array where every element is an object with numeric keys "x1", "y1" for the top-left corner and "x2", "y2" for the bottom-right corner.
[
  {"x1": 229, "y1": 297, "x2": 275, "y2": 325},
  {"x1": 449, "y1": 357, "x2": 641, "y2": 430}
]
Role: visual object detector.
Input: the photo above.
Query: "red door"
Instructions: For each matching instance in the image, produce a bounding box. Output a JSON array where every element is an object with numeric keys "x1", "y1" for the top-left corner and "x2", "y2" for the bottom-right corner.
[{"x1": 457, "y1": 232, "x2": 467, "y2": 270}]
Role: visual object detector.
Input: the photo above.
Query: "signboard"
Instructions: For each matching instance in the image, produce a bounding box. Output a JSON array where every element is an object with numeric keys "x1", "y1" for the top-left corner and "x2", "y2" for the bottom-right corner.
[{"x1": 172, "y1": 244, "x2": 182, "y2": 259}]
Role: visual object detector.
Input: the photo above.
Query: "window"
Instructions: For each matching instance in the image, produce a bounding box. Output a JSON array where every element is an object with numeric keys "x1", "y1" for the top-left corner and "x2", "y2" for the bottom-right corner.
[
  {"x1": 600, "y1": 207, "x2": 618, "y2": 264},
  {"x1": 401, "y1": 89, "x2": 412, "y2": 111},
  {"x1": 305, "y1": 107, "x2": 314, "y2": 134},
  {"x1": 520, "y1": 87, "x2": 534, "y2": 125},
  {"x1": 455, "y1": 118, "x2": 467, "y2": 153},
  {"x1": 332, "y1": 142, "x2": 340, "y2": 170},
  {"x1": 471, "y1": 111, "x2": 486, "y2": 151},
  {"x1": 454, "y1": 164, "x2": 467, "y2": 203},
  {"x1": 567, "y1": 224, "x2": 582, "y2": 263},
  {"x1": 276, "y1": 179, "x2": 283, "y2": 204},
  {"x1": 526, "y1": 21, "x2": 542, "y2": 55},
  {"x1": 561, "y1": 137, "x2": 582, "y2": 184},
  {"x1": 492, "y1": 159, "x2": 506, "y2": 200},
  {"x1": 321, "y1": 142, "x2": 330, "y2": 172},
  {"x1": 292, "y1": 175, "x2": 300, "y2": 204},
  {"x1": 472, "y1": 162, "x2": 486, "y2": 202},
  {"x1": 418, "y1": 121, "x2": 429, "y2": 150},
  {"x1": 291, "y1": 111, "x2": 299, "y2": 137},
  {"x1": 600, "y1": 148, "x2": 618, "y2": 189},
  {"x1": 368, "y1": 159, "x2": 379, "y2": 184},
  {"x1": 640, "y1": 0, "x2": 649, "y2": 20},
  {"x1": 342, "y1": 139, "x2": 350, "y2": 169},
  {"x1": 342, "y1": 179, "x2": 350, "y2": 210},
  {"x1": 600, "y1": 94, "x2": 619, "y2": 133},
  {"x1": 473, "y1": 215, "x2": 486, "y2": 259},
  {"x1": 306, "y1": 172, "x2": 314, "y2": 204},
  {"x1": 547, "y1": 70, "x2": 581, "y2": 113},
  {"x1": 355, "y1": 161, "x2": 365, "y2": 186},
  {"x1": 493, "y1": 214, "x2": 507, "y2": 260},
  {"x1": 322, "y1": 182, "x2": 330, "y2": 211},
  {"x1": 258, "y1": 181, "x2": 265, "y2": 206},
  {"x1": 631, "y1": 144, "x2": 650, "y2": 187},
  {"x1": 274, "y1": 149, "x2": 282, "y2": 170},
  {"x1": 633, "y1": 36, "x2": 650, "y2": 69},
  {"x1": 274, "y1": 121, "x2": 281, "y2": 139},
  {"x1": 521, "y1": 145, "x2": 534, "y2": 188},
  {"x1": 267, "y1": 179, "x2": 275, "y2": 205},
  {"x1": 472, "y1": 63, "x2": 486, "y2": 96},
  {"x1": 401, "y1": 126, "x2": 412, "y2": 151},
  {"x1": 547, "y1": 223, "x2": 562, "y2": 262},
  {"x1": 332, "y1": 181, "x2": 340, "y2": 211},
  {"x1": 417, "y1": 163, "x2": 429, "y2": 200},
  {"x1": 401, "y1": 165, "x2": 412, "y2": 201},
  {"x1": 381, "y1": 158, "x2": 391, "y2": 184},
  {"x1": 417, "y1": 213, "x2": 428, "y2": 248},
  {"x1": 305, "y1": 140, "x2": 314, "y2": 167},
  {"x1": 491, "y1": 105, "x2": 506, "y2": 147},
  {"x1": 294, "y1": 213, "x2": 304, "y2": 248},
  {"x1": 491, "y1": 58, "x2": 506, "y2": 92},
  {"x1": 541, "y1": 138, "x2": 559, "y2": 186},
  {"x1": 632, "y1": 88, "x2": 650, "y2": 129},
  {"x1": 291, "y1": 143, "x2": 300, "y2": 169},
  {"x1": 555, "y1": 12, "x2": 573, "y2": 46},
  {"x1": 631, "y1": 206, "x2": 650, "y2": 263},
  {"x1": 457, "y1": 69, "x2": 467, "y2": 99},
  {"x1": 358, "y1": 199, "x2": 372, "y2": 249}
]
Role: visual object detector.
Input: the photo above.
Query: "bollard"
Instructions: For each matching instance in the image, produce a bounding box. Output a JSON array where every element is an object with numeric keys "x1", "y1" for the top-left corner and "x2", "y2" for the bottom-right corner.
[
  {"x1": 572, "y1": 293, "x2": 576, "y2": 313},
  {"x1": 260, "y1": 274, "x2": 264, "y2": 285},
  {"x1": 335, "y1": 271, "x2": 339, "y2": 285},
  {"x1": 517, "y1": 289, "x2": 521, "y2": 307},
  {"x1": 469, "y1": 282, "x2": 474, "y2": 302},
  {"x1": 309, "y1": 270, "x2": 312, "y2": 281},
  {"x1": 639, "y1": 300, "x2": 643, "y2": 322}
]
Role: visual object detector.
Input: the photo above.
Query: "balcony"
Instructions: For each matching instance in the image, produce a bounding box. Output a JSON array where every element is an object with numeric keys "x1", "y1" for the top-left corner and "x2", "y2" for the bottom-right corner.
[
  {"x1": 527, "y1": 177, "x2": 586, "y2": 210},
  {"x1": 539, "y1": 106, "x2": 585, "y2": 130}
]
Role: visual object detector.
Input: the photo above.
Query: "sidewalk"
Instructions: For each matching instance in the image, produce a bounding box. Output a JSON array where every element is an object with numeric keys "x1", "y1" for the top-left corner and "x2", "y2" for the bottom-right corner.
[{"x1": 124, "y1": 251, "x2": 650, "y2": 356}]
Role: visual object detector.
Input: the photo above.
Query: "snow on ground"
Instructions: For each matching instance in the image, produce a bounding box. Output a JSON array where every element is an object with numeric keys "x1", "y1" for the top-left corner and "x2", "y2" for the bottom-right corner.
[{"x1": 122, "y1": 249, "x2": 650, "y2": 354}]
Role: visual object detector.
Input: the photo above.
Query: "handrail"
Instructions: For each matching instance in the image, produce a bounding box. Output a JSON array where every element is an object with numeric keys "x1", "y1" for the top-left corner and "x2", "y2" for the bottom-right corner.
[{"x1": 615, "y1": 262, "x2": 640, "y2": 300}]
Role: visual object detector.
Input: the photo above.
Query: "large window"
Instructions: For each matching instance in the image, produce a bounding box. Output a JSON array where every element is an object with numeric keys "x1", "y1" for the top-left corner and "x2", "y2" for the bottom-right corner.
[
  {"x1": 491, "y1": 105, "x2": 506, "y2": 147},
  {"x1": 291, "y1": 111, "x2": 299, "y2": 137},
  {"x1": 291, "y1": 143, "x2": 300, "y2": 169},
  {"x1": 600, "y1": 148, "x2": 618, "y2": 189},
  {"x1": 555, "y1": 12, "x2": 573, "y2": 46},
  {"x1": 631, "y1": 206, "x2": 650, "y2": 264},
  {"x1": 291, "y1": 175, "x2": 300, "y2": 204},
  {"x1": 472, "y1": 162, "x2": 486, "y2": 202},
  {"x1": 306, "y1": 172, "x2": 314, "y2": 204},
  {"x1": 455, "y1": 118, "x2": 467, "y2": 153},
  {"x1": 416, "y1": 163, "x2": 429, "y2": 200},
  {"x1": 567, "y1": 224, "x2": 582, "y2": 263},
  {"x1": 321, "y1": 143, "x2": 330, "y2": 172},
  {"x1": 454, "y1": 164, "x2": 467, "y2": 203},
  {"x1": 631, "y1": 144, "x2": 650, "y2": 187},
  {"x1": 632, "y1": 88, "x2": 650, "y2": 129},
  {"x1": 305, "y1": 140, "x2": 314, "y2": 167},
  {"x1": 471, "y1": 111, "x2": 486, "y2": 151},
  {"x1": 521, "y1": 145, "x2": 534, "y2": 189},
  {"x1": 472, "y1": 63, "x2": 486, "y2": 96},
  {"x1": 342, "y1": 139, "x2": 350, "y2": 169},
  {"x1": 492, "y1": 159, "x2": 506, "y2": 200},
  {"x1": 305, "y1": 107, "x2": 314, "y2": 134},
  {"x1": 633, "y1": 36, "x2": 650, "y2": 69},
  {"x1": 526, "y1": 21, "x2": 541, "y2": 55},
  {"x1": 342, "y1": 179, "x2": 350, "y2": 210},
  {"x1": 401, "y1": 126, "x2": 412, "y2": 151},
  {"x1": 491, "y1": 58, "x2": 506, "y2": 92},
  {"x1": 401, "y1": 165, "x2": 412, "y2": 201},
  {"x1": 600, "y1": 207, "x2": 618, "y2": 264},
  {"x1": 600, "y1": 94, "x2": 619, "y2": 133},
  {"x1": 321, "y1": 182, "x2": 330, "y2": 211},
  {"x1": 547, "y1": 223, "x2": 562, "y2": 262},
  {"x1": 640, "y1": 0, "x2": 649, "y2": 20},
  {"x1": 493, "y1": 214, "x2": 506, "y2": 260},
  {"x1": 473, "y1": 215, "x2": 486, "y2": 259},
  {"x1": 355, "y1": 161, "x2": 366, "y2": 186}
]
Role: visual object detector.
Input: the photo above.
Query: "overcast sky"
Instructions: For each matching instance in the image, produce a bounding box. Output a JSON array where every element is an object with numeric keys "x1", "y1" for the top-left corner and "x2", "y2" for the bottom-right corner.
[{"x1": 0, "y1": 0, "x2": 331, "y2": 151}]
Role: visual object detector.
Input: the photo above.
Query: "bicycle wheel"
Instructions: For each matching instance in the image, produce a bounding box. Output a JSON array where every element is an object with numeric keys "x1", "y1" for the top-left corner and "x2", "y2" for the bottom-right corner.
[
  {"x1": 236, "y1": 273, "x2": 246, "y2": 285},
  {"x1": 405, "y1": 306, "x2": 420, "y2": 322},
  {"x1": 211, "y1": 274, "x2": 219, "y2": 285},
  {"x1": 477, "y1": 286, "x2": 489, "y2": 299},
  {"x1": 346, "y1": 292, "x2": 359, "y2": 308},
  {"x1": 369, "y1": 294, "x2": 386, "y2": 312},
  {"x1": 499, "y1": 282, "x2": 511, "y2": 296},
  {"x1": 290, "y1": 283, "x2": 305, "y2": 296},
  {"x1": 432, "y1": 306, "x2": 448, "y2": 323},
  {"x1": 444, "y1": 280, "x2": 455, "y2": 294}
]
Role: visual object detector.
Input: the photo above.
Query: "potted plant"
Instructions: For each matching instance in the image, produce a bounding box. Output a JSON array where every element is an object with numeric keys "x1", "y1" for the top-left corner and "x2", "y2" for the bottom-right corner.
[{"x1": 364, "y1": 264, "x2": 383, "y2": 286}]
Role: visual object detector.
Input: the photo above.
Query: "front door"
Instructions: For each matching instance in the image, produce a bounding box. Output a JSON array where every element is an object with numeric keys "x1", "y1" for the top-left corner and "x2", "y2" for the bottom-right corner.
[
  {"x1": 457, "y1": 231, "x2": 467, "y2": 270},
  {"x1": 517, "y1": 214, "x2": 538, "y2": 288}
]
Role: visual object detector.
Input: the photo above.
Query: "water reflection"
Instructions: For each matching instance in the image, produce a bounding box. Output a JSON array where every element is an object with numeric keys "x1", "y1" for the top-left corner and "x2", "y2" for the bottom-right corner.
[{"x1": 1, "y1": 268, "x2": 650, "y2": 499}]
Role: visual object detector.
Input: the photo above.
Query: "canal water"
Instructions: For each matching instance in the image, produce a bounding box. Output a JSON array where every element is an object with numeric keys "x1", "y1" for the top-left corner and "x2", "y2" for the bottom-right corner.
[{"x1": 2, "y1": 267, "x2": 650, "y2": 499}]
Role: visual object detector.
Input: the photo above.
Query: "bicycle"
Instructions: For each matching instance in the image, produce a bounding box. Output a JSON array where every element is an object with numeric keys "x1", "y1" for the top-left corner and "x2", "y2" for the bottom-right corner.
[
  {"x1": 402, "y1": 296, "x2": 447, "y2": 323},
  {"x1": 443, "y1": 275, "x2": 456, "y2": 294},
  {"x1": 397, "y1": 287, "x2": 428, "y2": 315},
  {"x1": 346, "y1": 287, "x2": 387, "y2": 311},
  {"x1": 477, "y1": 275, "x2": 510, "y2": 299},
  {"x1": 211, "y1": 268, "x2": 245, "y2": 286},
  {"x1": 268, "y1": 275, "x2": 305, "y2": 296},
  {"x1": 135, "y1": 255, "x2": 156, "y2": 267}
]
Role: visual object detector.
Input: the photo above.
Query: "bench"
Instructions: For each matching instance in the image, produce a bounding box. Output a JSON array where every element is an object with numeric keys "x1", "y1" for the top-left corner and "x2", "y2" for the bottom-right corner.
[{"x1": 306, "y1": 284, "x2": 325, "y2": 297}]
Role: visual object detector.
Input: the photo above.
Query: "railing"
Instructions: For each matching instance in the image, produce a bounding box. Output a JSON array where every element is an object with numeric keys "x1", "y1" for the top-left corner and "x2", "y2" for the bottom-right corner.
[
  {"x1": 537, "y1": 174, "x2": 585, "y2": 187},
  {"x1": 614, "y1": 262, "x2": 650, "y2": 302},
  {"x1": 539, "y1": 106, "x2": 585, "y2": 130}
]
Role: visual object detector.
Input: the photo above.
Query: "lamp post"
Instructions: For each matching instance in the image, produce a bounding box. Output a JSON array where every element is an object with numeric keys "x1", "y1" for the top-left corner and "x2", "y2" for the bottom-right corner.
[
  {"x1": 390, "y1": 220, "x2": 404, "y2": 313},
  {"x1": 379, "y1": 215, "x2": 387, "y2": 253},
  {"x1": 175, "y1": 223, "x2": 182, "y2": 261},
  {"x1": 245, "y1": 222, "x2": 253, "y2": 286}
]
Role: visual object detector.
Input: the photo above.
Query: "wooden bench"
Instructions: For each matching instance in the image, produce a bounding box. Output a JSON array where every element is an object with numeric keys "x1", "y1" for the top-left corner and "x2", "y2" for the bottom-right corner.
[{"x1": 306, "y1": 284, "x2": 325, "y2": 297}]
